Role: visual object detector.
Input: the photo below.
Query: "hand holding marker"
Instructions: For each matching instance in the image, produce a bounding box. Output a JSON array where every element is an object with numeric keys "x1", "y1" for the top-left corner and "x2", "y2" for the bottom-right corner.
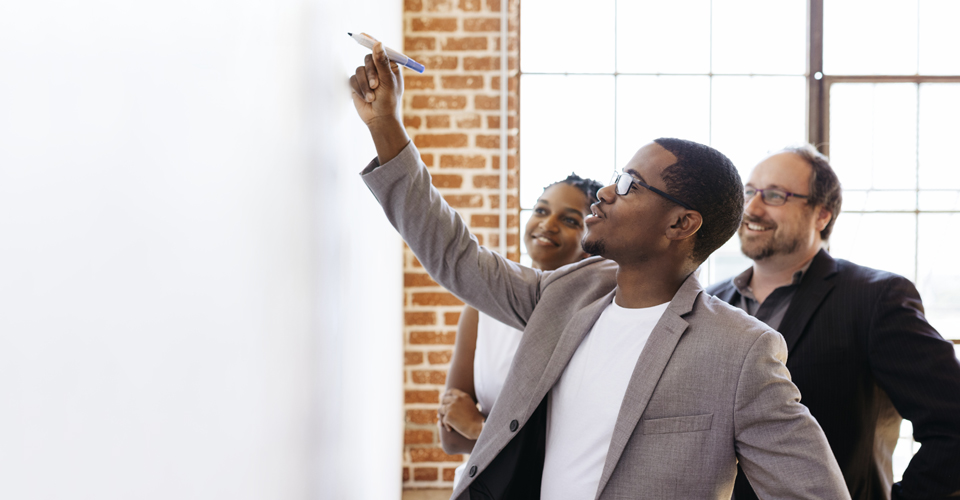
[{"x1": 348, "y1": 32, "x2": 425, "y2": 73}]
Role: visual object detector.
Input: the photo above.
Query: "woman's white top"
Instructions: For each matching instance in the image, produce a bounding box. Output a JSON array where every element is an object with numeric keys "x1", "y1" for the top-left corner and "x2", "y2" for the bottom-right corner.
[
  {"x1": 453, "y1": 311, "x2": 523, "y2": 488},
  {"x1": 473, "y1": 311, "x2": 524, "y2": 416}
]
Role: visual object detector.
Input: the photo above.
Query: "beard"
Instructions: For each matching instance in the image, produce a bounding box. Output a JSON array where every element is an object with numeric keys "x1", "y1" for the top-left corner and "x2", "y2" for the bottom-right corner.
[
  {"x1": 738, "y1": 224, "x2": 803, "y2": 261},
  {"x1": 581, "y1": 236, "x2": 605, "y2": 257}
]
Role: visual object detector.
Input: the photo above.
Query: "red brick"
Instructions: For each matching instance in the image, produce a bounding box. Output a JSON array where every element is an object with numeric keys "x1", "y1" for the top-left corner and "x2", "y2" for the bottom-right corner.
[
  {"x1": 458, "y1": 0, "x2": 482, "y2": 11},
  {"x1": 463, "y1": 17, "x2": 500, "y2": 32},
  {"x1": 405, "y1": 429, "x2": 435, "y2": 445},
  {"x1": 405, "y1": 75, "x2": 436, "y2": 90},
  {"x1": 441, "y1": 75, "x2": 484, "y2": 89},
  {"x1": 411, "y1": 17, "x2": 458, "y2": 32},
  {"x1": 405, "y1": 37, "x2": 436, "y2": 51},
  {"x1": 441, "y1": 37, "x2": 487, "y2": 51},
  {"x1": 491, "y1": 154, "x2": 517, "y2": 170},
  {"x1": 403, "y1": 467, "x2": 410, "y2": 482},
  {"x1": 405, "y1": 351, "x2": 425, "y2": 365},
  {"x1": 440, "y1": 154, "x2": 485, "y2": 169},
  {"x1": 407, "y1": 409, "x2": 440, "y2": 424},
  {"x1": 486, "y1": 0, "x2": 518, "y2": 12},
  {"x1": 413, "y1": 55, "x2": 459, "y2": 70},
  {"x1": 431, "y1": 174, "x2": 463, "y2": 188},
  {"x1": 489, "y1": 232, "x2": 519, "y2": 247},
  {"x1": 495, "y1": 35, "x2": 519, "y2": 51},
  {"x1": 404, "y1": 115, "x2": 422, "y2": 129},
  {"x1": 412, "y1": 292, "x2": 464, "y2": 306},
  {"x1": 428, "y1": 350, "x2": 453, "y2": 364},
  {"x1": 476, "y1": 233, "x2": 484, "y2": 245},
  {"x1": 405, "y1": 311, "x2": 436, "y2": 326},
  {"x1": 405, "y1": 272, "x2": 439, "y2": 287},
  {"x1": 410, "y1": 331, "x2": 457, "y2": 345},
  {"x1": 475, "y1": 95, "x2": 517, "y2": 111},
  {"x1": 443, "y1": 467, "x2": 457, "y2": 482},
  {"x1": 411, "y1": 255, "x2": 424, "y2": 268},
  {"x1": 475, "y1": 134, "x2": 518, "y2": 149},
  {"x1": 444, "y1": 311, "x2": 461, "y2": 325},
  {"x1": 414, "y1": 467, "x2": 439, "y2": 481},
  {"x1": 489, "y1": 194, "x2": 519, "y2": 209},
  {"x1": 456, "y1": 114, "x2": 483, "y2": 128},
  {"x1": 487, "y1": 115, "x2": 518, "y2": 129},
  {"x1": 464, "y1": 56, "x2": 517, "y2": 71},
  {"x1": 405, "y1": 0, "x2": 422, "y2": 11},
  {"x1": 474, "y1": 173, "x2": 517, "y2": 188},
  {"x1": 421, "y1": 153, "x2": 435, "y2": 167},
  {"x1": 426, "y1": 115, "x2": 450, "y2": 128},
  {"x1": 444, "y1": 194, "x2": 484, "y2": 208},
  {"x1": 470, "y1": 214, "x2": 519, "y2": 228},
  {"x1": 490, "y1": 75, "x2": 519, "y2": 92},
  {"x1": 423, "y1": 0, "x2": 454, "y2": 11},
  {"x1": 411, "y1": 95, "x2": 467, "y2": 110},
  {"x1": 412, "y1": 370, "x2": 447, "y2": 384},
  {"x1": 415, "y1": 134, "x2": 469, "y2": 148},
  {"x1": 410, "y1": 447, "x2": 463, "y2": 462},
  {"x1": 405, "y1": 389, "x2": 439, "y2": 403}
]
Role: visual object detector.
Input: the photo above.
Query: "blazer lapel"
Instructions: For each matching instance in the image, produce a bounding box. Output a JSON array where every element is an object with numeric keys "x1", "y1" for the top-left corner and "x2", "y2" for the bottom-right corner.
[
  {"x1": 779, "y1": 249, "x2": 838, "y2": 352},
  {"x1": 594, "y1": 274, "x2": 701, "y2": 498},
  {"x1": 527, "y1": 289, "x2": 616, "y2": 414}
]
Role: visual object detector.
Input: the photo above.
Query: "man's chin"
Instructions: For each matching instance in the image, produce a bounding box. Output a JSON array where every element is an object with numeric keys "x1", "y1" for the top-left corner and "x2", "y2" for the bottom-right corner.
[{"x1": 581, "y1": 238, "x2": 605, "y2": 257}]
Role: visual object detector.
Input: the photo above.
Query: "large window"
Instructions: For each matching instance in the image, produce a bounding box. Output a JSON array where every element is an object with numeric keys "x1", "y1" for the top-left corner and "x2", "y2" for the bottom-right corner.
[{"x1": 519, "y1": 0, "x2": 960, "y2": 481}]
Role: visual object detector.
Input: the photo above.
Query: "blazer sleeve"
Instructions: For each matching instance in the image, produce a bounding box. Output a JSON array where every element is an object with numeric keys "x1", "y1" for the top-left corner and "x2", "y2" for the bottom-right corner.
[
  {"x1": 733, "y1": 330, "x2": 851, "y2": 500},
  {"x1": 360, "y1": 141, "x2": 541, "y2": 331},
  {"x1": 867, "y1": 276, "x2": 960, "y2": 499}
]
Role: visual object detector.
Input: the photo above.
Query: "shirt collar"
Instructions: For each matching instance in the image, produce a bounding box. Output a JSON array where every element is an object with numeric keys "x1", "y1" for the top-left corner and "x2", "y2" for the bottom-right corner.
[{"x1": 733, "y1": 257, "x2": 815, "y2": 298}]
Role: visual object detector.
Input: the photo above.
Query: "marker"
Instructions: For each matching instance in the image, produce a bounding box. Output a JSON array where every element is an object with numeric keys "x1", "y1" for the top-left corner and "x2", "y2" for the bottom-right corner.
[{"x1": 348, "y1": 32, "x2": 425, "y2": 73}]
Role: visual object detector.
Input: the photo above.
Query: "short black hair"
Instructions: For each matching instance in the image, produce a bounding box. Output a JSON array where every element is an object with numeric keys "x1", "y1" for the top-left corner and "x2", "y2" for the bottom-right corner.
[
  {"x1": 779, "y1": 144, "x2": 843, "y2": 241},
  {"x1": 545, "y1": 173, "x2": 603, "y2": 208},
  {"x1": 653, "y1": 138, "x2": 744, "y2": 264}
]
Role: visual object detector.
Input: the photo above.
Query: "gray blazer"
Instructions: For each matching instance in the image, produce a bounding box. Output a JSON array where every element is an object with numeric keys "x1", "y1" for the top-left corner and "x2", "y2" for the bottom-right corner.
[{"x1": 363, "y1": 143, "x2": 849, "y2": 500}]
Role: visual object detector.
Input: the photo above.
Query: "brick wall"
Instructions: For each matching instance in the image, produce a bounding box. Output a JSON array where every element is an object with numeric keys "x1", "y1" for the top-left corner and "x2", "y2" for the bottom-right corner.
[{"x1": 400, "y1": 0, "x2": 520, "y2": 489}]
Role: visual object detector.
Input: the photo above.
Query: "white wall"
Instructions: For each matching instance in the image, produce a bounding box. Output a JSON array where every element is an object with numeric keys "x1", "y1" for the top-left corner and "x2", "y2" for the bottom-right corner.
[{"x1": 0, "y1": 1, "x2": 402, "y2": 499}]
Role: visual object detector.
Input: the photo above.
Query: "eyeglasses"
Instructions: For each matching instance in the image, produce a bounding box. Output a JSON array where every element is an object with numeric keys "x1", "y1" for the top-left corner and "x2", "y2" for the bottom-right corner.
[
  {"x1": 610, "y1": 173, "x2": 695, "y2": 210},
  {"x1": 744, "y1": 186, "x2": 809, "y2": 206}
]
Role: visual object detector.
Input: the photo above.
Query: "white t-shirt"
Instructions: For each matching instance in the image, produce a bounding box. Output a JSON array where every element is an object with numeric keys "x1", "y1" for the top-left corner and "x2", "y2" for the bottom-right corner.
[{"x1": 540, "y1": 299, "x2": 670, "y2": 499}]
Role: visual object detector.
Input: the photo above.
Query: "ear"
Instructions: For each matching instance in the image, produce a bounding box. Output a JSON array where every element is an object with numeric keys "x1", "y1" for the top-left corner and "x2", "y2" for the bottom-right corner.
[
  {"x1": 815, "y1": 207, "x2": 832, "y2": 232},
  {"x1": 666, "y1": 210, "x2": 703, "y2": 242}
]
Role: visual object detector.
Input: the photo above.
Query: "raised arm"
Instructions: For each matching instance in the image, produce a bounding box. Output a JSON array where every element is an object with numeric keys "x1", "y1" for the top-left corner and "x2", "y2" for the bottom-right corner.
[{"x1": 350, "y1": 43, "x2": 541, "y2": 330}]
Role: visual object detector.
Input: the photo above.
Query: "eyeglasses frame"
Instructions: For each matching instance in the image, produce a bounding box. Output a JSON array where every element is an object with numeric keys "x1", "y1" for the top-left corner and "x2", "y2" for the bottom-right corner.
[
  {"x1": 611, "y1": 173, "x2": 695, "y2": 211},
  {"x1": 744, "y1": 186, "x2": 810, "y2": 206}
]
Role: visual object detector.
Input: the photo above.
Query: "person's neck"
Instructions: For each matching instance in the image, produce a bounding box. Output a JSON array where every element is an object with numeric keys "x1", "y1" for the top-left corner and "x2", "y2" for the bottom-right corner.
[
  {"x1": 613, "y1": 259, "x2": 692, "y2": 309},
  {"x1": 749, "y1": 246, "x2": 821, "y2": 303}
]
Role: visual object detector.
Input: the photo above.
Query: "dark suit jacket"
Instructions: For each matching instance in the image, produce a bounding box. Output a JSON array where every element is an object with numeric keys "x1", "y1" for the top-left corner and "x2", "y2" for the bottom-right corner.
[{"x1": 708, "y1": 249, "x2": 960, "y2": 500}]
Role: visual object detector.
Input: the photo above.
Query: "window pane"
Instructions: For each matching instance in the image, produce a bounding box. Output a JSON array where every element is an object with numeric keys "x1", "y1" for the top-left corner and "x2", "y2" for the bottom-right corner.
[
  {"x1": 711, "y1": 0, "x2": 806, "y2": 75},
  {"x1": 824, "y1": 0, "x2": 918, "y2": 75},
  {"x1": 919, "y1": 0, "x2": 960, "y2": 74},
  {"x1": 616, "y1": 0, "x2": 709, "y2": 74},
  {"x1": 829, "y1": 83, "x2": 918, "y2": 190},
  {"x1": 917, "y1": 214, "x2": 960, "y2": 340},
  {"x1": 919, "y1": 83, "x2": 960, "y2": 189},
  {"x1": 520, "y1": 0, "x2": 615, "y2": 73},
  {"x1": 829, "y1": 213, "x2": 916, "y2": 281},
  {"x1": 841, "y1": 190, "x2": 916, "y2": 212},
  {"x1": 519, "y1": 75, "x2": 615, "y2": 208},
  {"x1": 919, "y1": 191, "x2": 960, "y2": 211},
  {"x1": 615, "y1": 76, "x2": 710, "y2": 168},
  {"x1": 711, "y1": 76, "x2": 806, "y2": 178}
]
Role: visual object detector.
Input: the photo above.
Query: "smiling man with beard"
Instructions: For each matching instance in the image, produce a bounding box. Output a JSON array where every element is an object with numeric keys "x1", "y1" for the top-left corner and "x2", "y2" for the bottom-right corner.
[{"x1": 707, "y1": 145, "x2": 960, "y2": 500}]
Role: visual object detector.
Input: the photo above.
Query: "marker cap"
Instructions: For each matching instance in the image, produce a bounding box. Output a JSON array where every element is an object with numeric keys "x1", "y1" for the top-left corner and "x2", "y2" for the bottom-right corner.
[{"x1": 404, "y1": 59, "x2": 425, "y2": 73}]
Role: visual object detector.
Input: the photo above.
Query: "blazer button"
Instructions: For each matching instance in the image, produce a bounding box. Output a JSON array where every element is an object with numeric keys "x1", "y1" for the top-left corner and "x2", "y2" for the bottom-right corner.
[
  {"x1": 509, "y1": 419, "x2": 519, "y2": 432},
  {"x1": 469, "y1": 465, "x2": 477, "y2": 477}
]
